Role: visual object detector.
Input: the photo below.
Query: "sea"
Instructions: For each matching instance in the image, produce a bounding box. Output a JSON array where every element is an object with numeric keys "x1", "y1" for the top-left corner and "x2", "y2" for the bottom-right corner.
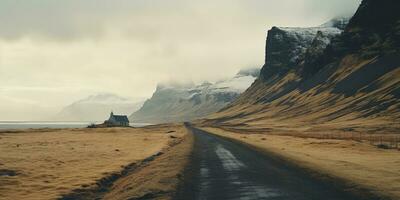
[{"x1": 0, "y1": 121, "x2": 152, "y2": 130}]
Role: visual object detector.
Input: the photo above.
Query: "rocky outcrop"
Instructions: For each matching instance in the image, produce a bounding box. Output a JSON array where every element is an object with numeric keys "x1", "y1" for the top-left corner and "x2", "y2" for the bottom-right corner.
[
  {"x1": 235, "y1": 19, "x2": 347, "y2": 104},
  {"x1": 259, "y1": 18, "x2": 346, "y2": 81},
  {"x1": 129, "y1": 68, "x2": 259, "y2": 124}
]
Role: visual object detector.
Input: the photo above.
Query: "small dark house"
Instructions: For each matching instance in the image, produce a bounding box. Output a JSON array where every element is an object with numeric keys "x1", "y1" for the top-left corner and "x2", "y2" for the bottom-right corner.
[{"x1": 105, "y1": 112, "x2": 129, "y2": 127}]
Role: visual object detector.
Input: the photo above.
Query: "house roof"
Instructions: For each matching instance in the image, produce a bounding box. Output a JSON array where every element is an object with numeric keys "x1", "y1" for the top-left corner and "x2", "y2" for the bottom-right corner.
[{"x1": 112, "y1": 115, "x2": 129, "y2": 123}]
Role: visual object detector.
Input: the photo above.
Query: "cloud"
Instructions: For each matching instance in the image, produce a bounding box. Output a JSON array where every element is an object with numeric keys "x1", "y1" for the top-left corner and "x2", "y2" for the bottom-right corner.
[
  {"x1": 0, "y1": 0, "x2": 362, "y2": 41},
  {"x1": 303, "y1": 0, "x2": 361, "y2": 19}
]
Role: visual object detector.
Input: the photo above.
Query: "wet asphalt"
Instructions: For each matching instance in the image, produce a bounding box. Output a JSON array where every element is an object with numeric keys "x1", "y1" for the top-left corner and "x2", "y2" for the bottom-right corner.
[{"x1": 174, "y1": 127, "x2": 378, "y2": 200}]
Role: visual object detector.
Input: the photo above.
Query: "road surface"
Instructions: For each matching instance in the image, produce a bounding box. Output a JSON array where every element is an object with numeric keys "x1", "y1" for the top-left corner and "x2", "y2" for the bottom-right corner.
[{"x1": 174, "y1": 127, "x2": 375, "y2": 200}]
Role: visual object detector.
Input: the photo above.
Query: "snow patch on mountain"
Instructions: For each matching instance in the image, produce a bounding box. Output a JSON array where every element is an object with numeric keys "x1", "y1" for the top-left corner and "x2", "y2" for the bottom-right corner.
[
  {"x1": 274, "y1": 27, "x2": 342, "y2": 63},
  {"x1": 277, "y1": 27, "x2": 341, "y2": 42}
]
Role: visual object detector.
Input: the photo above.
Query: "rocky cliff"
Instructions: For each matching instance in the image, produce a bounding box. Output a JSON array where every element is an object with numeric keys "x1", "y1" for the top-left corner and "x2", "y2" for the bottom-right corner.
[
  {"x1": 203, "y1": 0, "x2": 400, "y2": 133},
  {"x1": 129, "y1": 68, "x2": 260, "y2": 124},
  {"x1": 260, "y1": 25, "x2": 342, "y2": 80}
]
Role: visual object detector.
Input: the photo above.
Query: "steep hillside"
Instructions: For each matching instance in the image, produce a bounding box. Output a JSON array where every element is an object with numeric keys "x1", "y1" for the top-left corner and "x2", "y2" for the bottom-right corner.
[
  {"x1": 129, "y1": 68, "x2": 259, "y2": 124},
  {"x1": 56, "y1": 93, "x2": 144, "y2": 121},
  {"x1": 203, "y1": 0, "x2": 400, "y2": 133}
]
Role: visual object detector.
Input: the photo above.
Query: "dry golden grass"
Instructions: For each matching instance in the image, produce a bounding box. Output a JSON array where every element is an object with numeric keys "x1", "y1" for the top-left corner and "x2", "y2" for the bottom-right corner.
[
  {"x1": 103, "y1": 129, "x2": 194, "y2": 200},
  {"x1": 201, "y1": 126, "x2": 400, "y2": 200},
  {"x1": 0, "y1": 125, "x2": 187, "y2": 200},
  {"x1": 213, "y1": 125, "x2": 400, "y2": 149}
]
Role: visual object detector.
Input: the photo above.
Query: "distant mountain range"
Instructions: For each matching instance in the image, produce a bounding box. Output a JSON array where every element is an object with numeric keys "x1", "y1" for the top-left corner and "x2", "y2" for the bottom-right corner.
[
  {"x1": 56, "y1": 93, "x2": 145, "y2": 121},
  {"x1": 201, "y1": 0, "x2": 400, "y2": 133},
  {"x1": 129, "y1": 68, "x2": 260, "y2": 124}
]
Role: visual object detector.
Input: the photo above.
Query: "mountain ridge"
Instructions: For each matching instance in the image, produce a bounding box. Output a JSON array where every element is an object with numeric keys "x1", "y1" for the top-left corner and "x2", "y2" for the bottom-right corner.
[
  {"x1": 201, "y1": 0, "x2": 400, "y2": 133},
  {"x1": 129, "y1": 68, "x2": 260, "y2": 124}
]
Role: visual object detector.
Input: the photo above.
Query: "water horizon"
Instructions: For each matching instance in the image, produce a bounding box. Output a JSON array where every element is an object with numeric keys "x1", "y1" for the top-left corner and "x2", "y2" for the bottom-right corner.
[{"x1": 0, "y1": 121, "x2": 152, "y2": 130}]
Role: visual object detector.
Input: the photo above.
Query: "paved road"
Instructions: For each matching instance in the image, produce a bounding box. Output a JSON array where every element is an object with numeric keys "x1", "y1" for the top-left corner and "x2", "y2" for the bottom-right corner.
[{"x1": 174, "y1": 127, "x2": 375, "y2": 200}]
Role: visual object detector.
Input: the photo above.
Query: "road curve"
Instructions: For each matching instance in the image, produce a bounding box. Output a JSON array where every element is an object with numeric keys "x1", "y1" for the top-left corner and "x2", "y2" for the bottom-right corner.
[{"x1": 174, "y1": 127, "x2": 375, "y2": 200}]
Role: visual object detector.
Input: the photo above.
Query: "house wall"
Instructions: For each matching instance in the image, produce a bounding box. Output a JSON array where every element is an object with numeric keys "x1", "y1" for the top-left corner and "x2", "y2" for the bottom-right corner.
[{"x1": 107, "y1": 116, "x2": 129, "y2": 127}]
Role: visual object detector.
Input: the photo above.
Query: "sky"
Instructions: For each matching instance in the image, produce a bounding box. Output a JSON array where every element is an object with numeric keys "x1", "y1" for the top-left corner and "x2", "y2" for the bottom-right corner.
[{"x1": 0, "y1": 0, "x2": 361, "y2": 120}]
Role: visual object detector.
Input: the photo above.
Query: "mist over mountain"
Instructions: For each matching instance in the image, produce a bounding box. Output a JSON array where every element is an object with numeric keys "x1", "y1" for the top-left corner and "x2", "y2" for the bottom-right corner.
[
  {"x1": 55, "y1": 93, "x2": 145, "y2": 122},
  {"x1": 201, "y1": 0, "x2": 400, "y2": 133},
  {"x1": 130, "y1": 68, "x2": 260, "y2": 124}
]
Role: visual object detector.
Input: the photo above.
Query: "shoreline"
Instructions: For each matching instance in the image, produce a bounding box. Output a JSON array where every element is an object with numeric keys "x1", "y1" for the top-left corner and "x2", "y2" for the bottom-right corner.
[{"x1": 0, "y1": 121, "x2": 153, "y2": 130}]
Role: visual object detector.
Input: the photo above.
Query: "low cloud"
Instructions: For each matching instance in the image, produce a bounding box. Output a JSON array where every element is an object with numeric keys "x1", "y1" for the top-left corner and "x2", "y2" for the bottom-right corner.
[{"x1": 0, "y1": 0, "x2": 361, "y2": 41}]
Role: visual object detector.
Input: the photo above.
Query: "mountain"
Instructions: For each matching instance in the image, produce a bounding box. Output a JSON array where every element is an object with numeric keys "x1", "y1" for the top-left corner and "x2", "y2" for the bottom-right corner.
[
  {"x1": 201, "y1": 0, "x2": 400, "y2": 133},
  {"x1": 56, "y1": 93, "x2": 145, "y2": 121},
  {"x1": 129, "y1": 68, "x2": 260, "y2": 124},
  {"x1": 259, "y1": 23, "x2": 344, "y2": 80}
]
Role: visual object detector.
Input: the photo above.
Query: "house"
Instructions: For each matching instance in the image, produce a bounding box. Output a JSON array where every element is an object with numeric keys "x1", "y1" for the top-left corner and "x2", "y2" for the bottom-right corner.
[{"x1": 105, "y1": 112, "x2": 129, "y2": 127}]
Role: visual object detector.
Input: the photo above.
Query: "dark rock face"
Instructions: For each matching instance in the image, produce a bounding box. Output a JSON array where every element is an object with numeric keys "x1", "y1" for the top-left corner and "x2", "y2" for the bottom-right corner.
[
  {"x1": 328, "y1": 0, "x2": 400, "y2": 58},
  {"x1": 302, "y1": 31, "x2": 339, "y2": 77},
  {"x1": 259, "y1": 23, "x2": 343, "y2": 80},
  {"x1": 260, "y1": 0, "x2": 399, "y2": 82},
  {"x1": 301, "y1": 0, "x2": 400, "y2": 80},
  {"x1": 347, "y1": 0, "x2": 399, "y2": 35},
  {"x1": 260, "y1": 27, "x2": 301, "y2": 79}
]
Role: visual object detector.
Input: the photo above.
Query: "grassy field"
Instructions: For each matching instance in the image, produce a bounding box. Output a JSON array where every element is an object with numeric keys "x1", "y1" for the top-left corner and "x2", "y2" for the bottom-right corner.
[
  {"x1": 201, "y1": 126, "x2": 400, "y2": 200},
  {"x1": 103, "y1": 128, "x2": 193, "y2": 200},
  {"x1": 0, "y1": 124, "x2": 189, "y2": 200},
  {"x1": 213, "y1": 125, "x2": 400, "y2": 150}
]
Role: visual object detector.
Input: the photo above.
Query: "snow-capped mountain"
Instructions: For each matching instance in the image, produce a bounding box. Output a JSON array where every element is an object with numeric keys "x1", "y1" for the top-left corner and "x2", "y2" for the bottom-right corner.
[
  {"x1": 129, "y1": 68, "x2": 260, "y2": 124},
  {"x1": 55, "y1": 93, "x2": 145, "y2": 121}
]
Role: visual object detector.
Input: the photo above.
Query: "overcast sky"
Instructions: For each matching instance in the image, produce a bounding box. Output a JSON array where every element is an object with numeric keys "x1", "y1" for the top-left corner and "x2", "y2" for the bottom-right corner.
[{"x1": 0, "y1": 0, "x2": 361, "y2": 120}]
